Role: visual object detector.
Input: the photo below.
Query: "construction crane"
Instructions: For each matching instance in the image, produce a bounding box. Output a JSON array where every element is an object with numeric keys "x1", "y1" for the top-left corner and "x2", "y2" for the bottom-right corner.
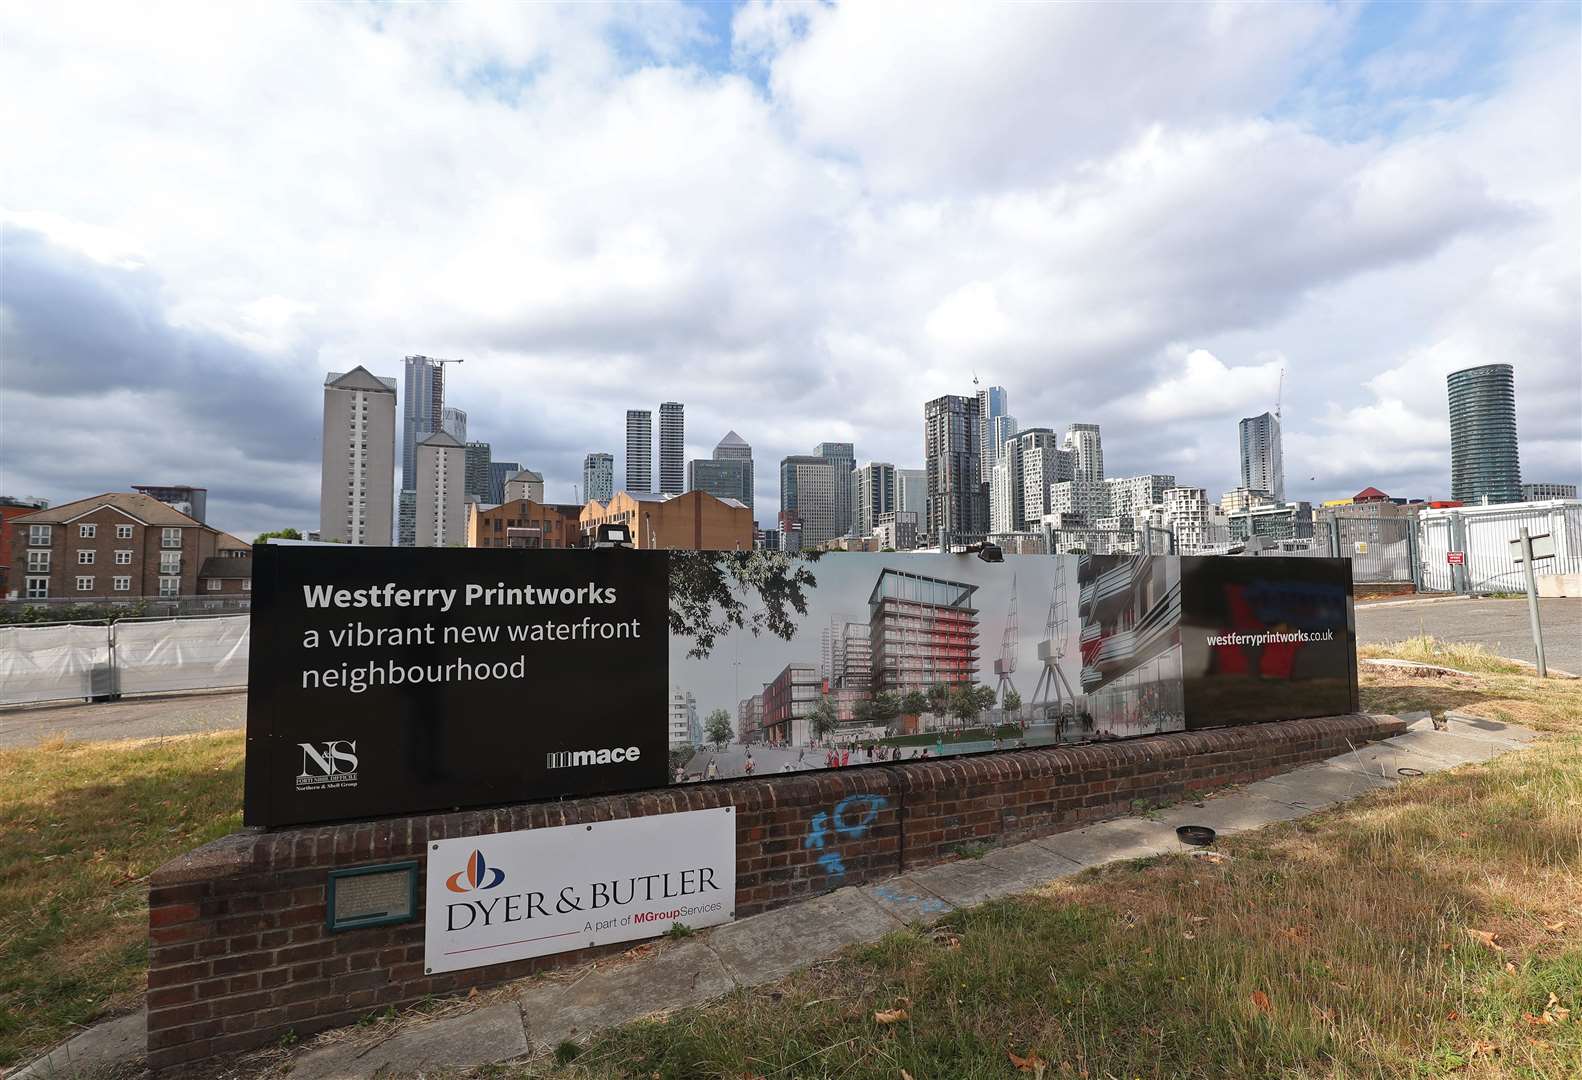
[
  {"x1": 1030, "y1": 559, "x2": 1080, "y2": 737},
  {"x1": 993, "y1": 574, "x2": 1018, "y2": 709},
  {"x1": 1275, "y1": 365, "x2": 1284, "y2": 422},
  {"x1": 405, "y1": 354, "x2": 465, "y2": 367}
]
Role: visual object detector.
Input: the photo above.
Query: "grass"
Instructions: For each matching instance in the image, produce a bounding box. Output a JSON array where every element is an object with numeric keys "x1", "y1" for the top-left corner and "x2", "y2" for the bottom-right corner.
[
  {"x1": 0, "y1": 731, "x2": 244, "y2": 1069},
  {"x1": 1358, "y1": 634, "x2": 1535, "y2": 676},
  {"x1": 511, "y1": 649, "x2": 1582, "y2": 1080}
]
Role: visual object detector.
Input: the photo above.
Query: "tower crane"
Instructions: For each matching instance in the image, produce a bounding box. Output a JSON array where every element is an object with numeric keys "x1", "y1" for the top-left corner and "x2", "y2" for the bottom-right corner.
[
  {"x1": 993, "y1": 574, "x2": 1019, "y2": 710},
  {"x1": 1029, "y1": 559, "x2": 1080, "y2": 738}
]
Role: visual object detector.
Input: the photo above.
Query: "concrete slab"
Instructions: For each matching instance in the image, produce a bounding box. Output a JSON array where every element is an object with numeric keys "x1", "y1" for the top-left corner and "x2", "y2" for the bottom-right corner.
[
  {"x1": 1154, "y1": 792, "x2": 1309, "y2": 835},
  {"x1": 1441, "y1": 712, "x2": 1542, "y2": 746},
  {"x1": 1322, "y1": 741, "x2": 1456, "y2": 782},
  {"x1": 287, "y1": 1002, "x2": 527, "y2": 1079},
  {"x1": 862, "y1": 876, "x2": 956, "y2": 924},
  {"x1": 706, "y1": 887, "x2": 899, "y2": 987},
  {"x1": 516, "y1": 940, "x2": 735, "y2": 1050},
  {"x1": 11, "y1": 1010, "x2": 145, "y2": 1079},
  {"x1": 1381, "y1": 731, "x2": 1509, "y2": 767},
  {"x1": 1033, "y1": 816, "x2": 1178, "y2": 868},
  {"x1": 905, "y1": 844, "x2": 1079, "y2": 907},
  {"x1": 1244, "y1": 761, "x2": 1397, "y2": 810}
]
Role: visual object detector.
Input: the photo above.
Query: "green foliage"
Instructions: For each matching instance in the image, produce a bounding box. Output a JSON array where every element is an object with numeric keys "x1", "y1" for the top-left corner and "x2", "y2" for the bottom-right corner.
[
  {"x1": 901, "y1": 690, "x2": 928, "y2": 716},
  {"x1": 810, "y1": 695, "x2": 838, "y2": 740},
  {"x1": 0, "y1": 600, "x2": 151, "y2": 625},
  {"x1": 668, "y1": 551, "x2": 821, "y2": 660},
  {"x1": 703, "y1": 708, "x2": 733, "y2": 750},
  {"x1": 253, "y1": 528, "x2": 302, "y2": 542}
]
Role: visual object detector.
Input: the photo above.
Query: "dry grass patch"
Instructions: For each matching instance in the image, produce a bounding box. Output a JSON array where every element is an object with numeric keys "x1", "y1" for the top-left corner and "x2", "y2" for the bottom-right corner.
[
  {"x1": 517, "y1": 657, "x2": 1580, "y2": 1080},
  {"x1": 0, "y1": 731, "x2": 244, "y2": 1068}
]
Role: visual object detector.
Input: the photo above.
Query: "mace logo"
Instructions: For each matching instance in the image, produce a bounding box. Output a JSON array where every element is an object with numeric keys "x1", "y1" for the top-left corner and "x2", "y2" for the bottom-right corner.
[
  {"x1": 446, "y1": 849, "x2": 506, "y2": 893},
  {"x1": 297, "y1": 740, "x2": 359, "y2": 789},
  {"x1": 545, "y1": 745, "x2": 641, "y2": 769}
]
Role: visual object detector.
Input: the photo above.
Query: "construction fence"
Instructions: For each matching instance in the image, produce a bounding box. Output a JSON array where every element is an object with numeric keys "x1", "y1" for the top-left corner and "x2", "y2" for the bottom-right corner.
[{"x1": 0, "y1": 614, "x2": 249, "y2": 707}]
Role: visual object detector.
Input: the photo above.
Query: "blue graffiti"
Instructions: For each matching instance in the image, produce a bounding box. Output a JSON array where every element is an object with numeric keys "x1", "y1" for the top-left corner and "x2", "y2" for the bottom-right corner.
[
  {"x1": 872, "y1": 883, "x2": 950, "y2": 915},
  {"x1": 804, "y1": 794, "x2": 888, "y2": 881}
]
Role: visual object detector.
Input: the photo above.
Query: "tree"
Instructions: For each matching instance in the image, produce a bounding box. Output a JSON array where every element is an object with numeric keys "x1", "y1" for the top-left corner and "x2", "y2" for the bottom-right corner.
[
  {"x1": 947, "y1": 684, "x2": 981, "y2": 727},
  {"x1": 871, "y1": 691, "x2": 902, "y2": 735},
  {"x1": 669, "y1": 551, "x2": 822, "y2": 660},
  {"x1": 926, "y1": 682, "x2": 949, "y2": 711},
  {"x1": 1002, "y1": 688, "x2": 1023, "y2": 714},
  {"x1": 704, "y1": 708, "x2": 733, "y2": 750},
  {"x1": 901, "y1": 690, "x2": 927, "y2": 717},
  {"x1": 810, "y1": 695, "x2": 838, "y2": 742},
  {"x1": 254, "y1": 528, "x2": 302, "y2": 542},
  {"x1": 852, "y1": 698, "x2": 879, "y2": 727}
]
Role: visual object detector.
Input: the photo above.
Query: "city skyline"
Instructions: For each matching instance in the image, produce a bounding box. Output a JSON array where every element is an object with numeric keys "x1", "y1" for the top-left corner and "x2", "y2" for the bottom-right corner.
[{"x1": 3, "y1": 4, "x2": 1577, "y2": 539}]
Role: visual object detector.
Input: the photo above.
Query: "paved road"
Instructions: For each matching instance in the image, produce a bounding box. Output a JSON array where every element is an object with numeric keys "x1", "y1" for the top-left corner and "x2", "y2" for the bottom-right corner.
[
  {"x1": 1355, "y1": 597, "x2": 1581, "y2": 673},
  {"x1": 0, "y1": 689, "x2": 245, "y2": 749}
]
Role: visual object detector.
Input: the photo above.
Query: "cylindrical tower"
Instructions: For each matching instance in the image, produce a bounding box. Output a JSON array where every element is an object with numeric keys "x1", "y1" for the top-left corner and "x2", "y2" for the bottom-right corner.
[{"x1": 1447, "y1": 364, "x2": 1521, "y2": 504}]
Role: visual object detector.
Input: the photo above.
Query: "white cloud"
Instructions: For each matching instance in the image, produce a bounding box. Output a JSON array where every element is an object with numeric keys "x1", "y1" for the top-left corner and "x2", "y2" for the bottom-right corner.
[{"x1": 0, "y1": 1, "x2": 1576, "y2": 537}]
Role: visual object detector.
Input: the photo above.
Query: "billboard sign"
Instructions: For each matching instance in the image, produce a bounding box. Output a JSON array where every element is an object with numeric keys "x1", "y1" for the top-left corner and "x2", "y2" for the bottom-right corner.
[
  {"x1": 424, "y1": 807, "x2": 734, "y2": 974},
  {"x1": 244, "y1": 546, "x2": 1356, "y2": 827}
]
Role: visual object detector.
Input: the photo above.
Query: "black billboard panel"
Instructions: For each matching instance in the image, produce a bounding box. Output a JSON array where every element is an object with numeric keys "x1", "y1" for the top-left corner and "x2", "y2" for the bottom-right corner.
[
  {"x1": 1177, "y1": 556, "x2": 1358, "y2": 727},
  {"x1": 244, "y1": 548, "x2": 1357, "y2": 828},
  {"x1": 243, "y1": 544, "x2": 669, "y2": 827}
]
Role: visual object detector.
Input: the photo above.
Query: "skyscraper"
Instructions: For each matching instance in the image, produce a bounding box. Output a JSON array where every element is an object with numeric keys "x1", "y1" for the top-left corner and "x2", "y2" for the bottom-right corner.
[
  {"x1": 1238, "y1": 411, "x2": 1284, "y2": 502},
  {"x1": 1448, "y1": 364, "x2": 1522, "y2": 505},
  {"x1": 320, "y1": 367, "x2": 397, "y2": 545},
  {"x1": 1015, "y1": 428, "x2": 1067, "y2": 530},
  {"x1": 688, "y1": 431, "x2": 753, "y2": 510},
  {"x1": 463, "y1": 441, "x2": 492, "y2": 503},
  {"x1": 487, "y1": 460, "x2": 520, "y2": 504},
  {"x1": 583, "y1": 452, "x2": 615, "y2": 504},
  {"x1": 976, "y1": 385, "x2": 1011, "y2": 485},
  {"x1": 814, "y1": 441, "x2": 856, "y2": 536},
  {"x1": 852, "y1": 462, "x2": 897, "y2": 537},
  {"x1": 895, "y1": 468, "x2": 926, "y2": 519},
  {"x1": 659, "y1": 402, "x2": 685, "y2": 495},
  {"x1": 712, "y1": 430, "x2": 754, "y2": 511},
  {"x1": 1063, "y1": 423, "x2": 1104, "y2": 484},
  {"x1": 401, "y1": 355, "x2": 449, "y2": 545},
  {"x1": 440, "y1": 406, "x2": 467, "y2": 444},
  {"x1": 415, "y1": 430, "x2": 466, "y2": 547},
  {"x1": 780, "y1": 455, "x2": 839, "y2": 546},
  {"x1": 924, "y1": 395, "x2": 983, "y2": 541},
  {"x1": 625, "y1": 409, "x2": 653, "y2": 493}
]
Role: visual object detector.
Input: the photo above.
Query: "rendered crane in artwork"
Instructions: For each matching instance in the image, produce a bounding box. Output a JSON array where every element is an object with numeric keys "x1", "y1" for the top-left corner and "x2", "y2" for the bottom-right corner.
[
  {"x1": 993, "y1": 574, "x2": 1019, "y2": 708},
  {"x1": 1030, "y1": 558, "x2": 1080, "y2": 737}
]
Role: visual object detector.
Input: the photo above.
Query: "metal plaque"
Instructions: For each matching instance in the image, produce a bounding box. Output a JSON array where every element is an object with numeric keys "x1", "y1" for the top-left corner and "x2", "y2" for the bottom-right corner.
[{"x1": 327, "y1": 862, "x2": 417, "y2": 931}]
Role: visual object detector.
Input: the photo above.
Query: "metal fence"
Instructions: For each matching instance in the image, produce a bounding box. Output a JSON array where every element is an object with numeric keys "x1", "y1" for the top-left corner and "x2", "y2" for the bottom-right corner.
[
  {"x1": 1418, "y1": 500, "x2": 1582, "y2": 594},
  {"x1": 0, "y1": 613, "x2": 249, "y2": 707},
  {"x1": 1327, "y1": 516, "x2": 1417, "y2": 584}
]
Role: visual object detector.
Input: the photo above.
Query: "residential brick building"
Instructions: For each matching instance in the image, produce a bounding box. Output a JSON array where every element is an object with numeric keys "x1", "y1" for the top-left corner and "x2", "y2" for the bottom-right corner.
[
  {"x1": 8, "y1": 493, "x2": 248, "y2": 602},
  {"x1": 0, "y1": 495, "x2": 50, "y2": 596}
]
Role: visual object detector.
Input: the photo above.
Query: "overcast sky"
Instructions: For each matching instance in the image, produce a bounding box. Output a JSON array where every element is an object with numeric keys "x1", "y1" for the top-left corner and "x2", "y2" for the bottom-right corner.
[{"x1": 2, "y1": 1, "x2": 1577, "y2": 540}]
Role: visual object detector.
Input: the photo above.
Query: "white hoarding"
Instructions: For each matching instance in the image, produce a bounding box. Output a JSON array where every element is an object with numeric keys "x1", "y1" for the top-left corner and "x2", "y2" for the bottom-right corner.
[{"x1": 424, "y1": 807, "x2": 735, "y2": 974}]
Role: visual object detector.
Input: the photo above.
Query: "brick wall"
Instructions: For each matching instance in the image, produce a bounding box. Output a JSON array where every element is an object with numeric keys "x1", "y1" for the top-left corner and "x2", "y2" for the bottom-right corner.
[{"x1": 146, "y1": 712, "x2": 1401, "y2": 1071}]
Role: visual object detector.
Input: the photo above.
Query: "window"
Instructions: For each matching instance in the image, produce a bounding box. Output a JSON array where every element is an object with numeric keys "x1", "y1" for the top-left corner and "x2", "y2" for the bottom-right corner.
[
  {"x1": 28, "y1": 524, "x2": 50, "y2": 546},
  {"x1": 25, "y1": 577, "x2": 47, "y2": 599},
  {"x1": 76, "y1": 575, "x2": 94, "y2": 592},
  {"x1": 79, "y1": 523, "x2": 97, "y2": 538},
  {"x1": 113, "y1": 576, "x2": 131, "y2": 592},
  {"x1": 26, "y1": 550, "x2": 50, "y2": 572},
  {"x1": 78, "y1": 549, "x2": 95, "y2": 564},
  {"x1": 116, "y1": 524, "x2": 134, "y2": 539},
  {"x1": 159, "y1": 551, "x2": 180, "y2": 574},
  {"x1": 206, "y1": 579, "x2": 222, "y2": 592},
  {"x1": 241, "y1": 579, "x2": 252, "y2": 592},
  {"x1": 115, "y1": 550, "x2": 132, "y2": 565},
  {"x1": 161, "y1": 527, "x2": 181, "y2": 548},
  {"x1": 159, "y1": 577, "x2": 180, "y2": 597}
]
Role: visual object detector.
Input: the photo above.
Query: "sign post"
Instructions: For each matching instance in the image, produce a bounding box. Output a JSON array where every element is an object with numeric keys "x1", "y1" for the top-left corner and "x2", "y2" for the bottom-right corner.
[{"x1": 1511, "y1": 529, "x2": 1551, "y2": 678}]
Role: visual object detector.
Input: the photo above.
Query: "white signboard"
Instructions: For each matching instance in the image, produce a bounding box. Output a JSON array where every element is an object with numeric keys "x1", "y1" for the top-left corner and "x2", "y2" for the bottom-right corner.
[
  {"x1": 1510, "y1": 533, "x2": 1556, "y2": 563},
  {"x1": 424, "y1": 807, "x2": 735, "y2": 974}
]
